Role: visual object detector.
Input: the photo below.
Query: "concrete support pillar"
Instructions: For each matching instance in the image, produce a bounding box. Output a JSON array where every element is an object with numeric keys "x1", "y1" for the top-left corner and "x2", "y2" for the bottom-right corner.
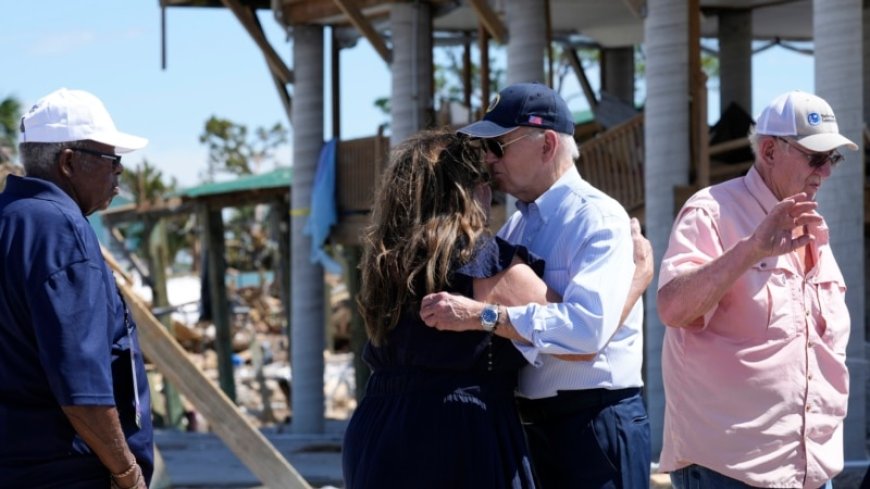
[
  {"x1": 506, "y1": 0, "x2": 546, "y2": 85},
  {"x1": 643, "y1": 0, "x2": 692, "y2": 457},
  {"x1": 390, "y1": 2, "x2": 433, "y2": 146},
  {"x1": 504, "y1": 0, "x2": 547, "y2": 213},
  {"x1": 717, "y1": 9, "x2": 752, "y2": 114},
  {"x1": 814, "y1": 0, "x2": 867, "y2": 462},
  {"x1": 290, "y1": 24, "x2": 326, "y2": 434},
  {"x1": 601, "y1": 47, "x2": 635, "y2": 105}
]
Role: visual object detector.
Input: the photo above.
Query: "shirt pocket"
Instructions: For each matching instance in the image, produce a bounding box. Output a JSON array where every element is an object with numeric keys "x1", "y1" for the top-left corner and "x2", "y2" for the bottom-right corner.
[
  {"x1": 815, "y1": 279, "x2": 849, "y2": 353},
  {"x1": 732, "y1": 259, "x2": 798, "y2": 341}
]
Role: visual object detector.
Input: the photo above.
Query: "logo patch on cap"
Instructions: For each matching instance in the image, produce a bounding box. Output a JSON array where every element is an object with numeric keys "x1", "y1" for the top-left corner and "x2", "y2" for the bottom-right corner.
[
  {"x1": 528, "y1": 115, "x2": 543, "y2": 125},
  {"x1": 486, "y1": 94, "x2": 500, "y2": 113},
  {"x1": 807, "y1": 112, "x2": 822, "y2": 126}
]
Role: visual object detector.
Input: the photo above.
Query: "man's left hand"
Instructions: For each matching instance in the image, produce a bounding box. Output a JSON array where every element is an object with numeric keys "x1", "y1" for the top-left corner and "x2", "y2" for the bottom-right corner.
[{"x1": 420, "y1": 292, "x2": 481, "y2": 332}]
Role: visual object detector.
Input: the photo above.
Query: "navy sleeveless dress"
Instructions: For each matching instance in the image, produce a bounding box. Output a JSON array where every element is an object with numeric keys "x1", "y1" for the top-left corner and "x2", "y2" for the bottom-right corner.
[{"x1": 342, "y1": 236, "x2": 544, "y2": 489}]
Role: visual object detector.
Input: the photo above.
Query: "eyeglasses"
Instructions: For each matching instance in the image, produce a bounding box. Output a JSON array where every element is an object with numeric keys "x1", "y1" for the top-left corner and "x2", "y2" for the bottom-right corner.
[
  {"x1": 70, "y1": 147, "x2": 122, "y2": 170},
  {"x1": 775, "y1": 137, "x2": 843, "y2": 169},
  {"x1": 481, "y1": 132, "x2": 534, "y2": 158}
]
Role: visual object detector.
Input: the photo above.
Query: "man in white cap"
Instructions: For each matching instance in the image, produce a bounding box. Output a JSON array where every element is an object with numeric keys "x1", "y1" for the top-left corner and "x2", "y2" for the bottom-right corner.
[
  {"x1": 658, "y1": 90, "x2": 856, "y2": 489},
  {"x1": 0, "y1": 88, "x2": 151, "y2": 488}
]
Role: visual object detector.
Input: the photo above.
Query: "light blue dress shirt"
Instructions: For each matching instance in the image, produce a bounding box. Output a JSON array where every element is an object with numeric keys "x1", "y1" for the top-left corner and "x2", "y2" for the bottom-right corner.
[{"x1": 499, "y1": 167, "x2": 644, "y2": 399}]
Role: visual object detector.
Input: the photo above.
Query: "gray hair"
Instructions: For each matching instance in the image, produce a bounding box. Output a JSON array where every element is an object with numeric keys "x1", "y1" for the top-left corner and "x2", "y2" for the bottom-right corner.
[
  {"x1": 746, "y1": 125, "x2": 775, "y2": 159},
  {"x1": 559, "y1": 132, "x2": 580, "y2": 161},
  {"x1": 18, "y1": 142, "x2": 75, "y2": 178}
]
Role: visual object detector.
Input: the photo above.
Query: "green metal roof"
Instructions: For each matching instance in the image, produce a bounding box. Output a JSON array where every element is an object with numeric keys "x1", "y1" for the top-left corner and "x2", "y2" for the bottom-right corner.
[{"x1": 180, "y1": 167, "x2": 292, "y2": 199}]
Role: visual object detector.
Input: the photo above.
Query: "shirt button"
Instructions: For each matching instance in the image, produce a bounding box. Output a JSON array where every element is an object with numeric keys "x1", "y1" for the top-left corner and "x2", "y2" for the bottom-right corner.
[
  {"x1": 808, "y1": 373, "x2": 813, "y2": 380},
  {"x1": 805, "y1": 310, "x2": 810, "y2": 317},
  {"x1": 806, "y1": 405, "x2": 812, "y2": 412},
  {"x1": 808, "y1": 341, "x2": 813, "y2": 348}
]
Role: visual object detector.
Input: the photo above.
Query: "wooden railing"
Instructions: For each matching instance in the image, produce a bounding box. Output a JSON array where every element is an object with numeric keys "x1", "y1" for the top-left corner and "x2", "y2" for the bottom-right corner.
[
  {"x1": 332, "y1": 134, "x2": 390, "y2": 245},
  {"x1": 576, "y1": 114, "x2": 645, "y2": 220},
  {"x1": 330, "y1": 118, "x2": 768, "y2": 240}
]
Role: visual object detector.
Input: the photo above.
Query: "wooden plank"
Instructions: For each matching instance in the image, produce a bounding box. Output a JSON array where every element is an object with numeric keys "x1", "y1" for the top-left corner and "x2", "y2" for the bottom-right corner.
[
  {"x1": 101, "y1": 248, "x2": 312, "y2": 489},
  {"x1": 479, "y1": 23, "x2": 490, "y2": 114},
  {"x1": 621, "y1": 0, "x2": 646, "y2": 18},
  {"x1": 709, "y1": 137, "x2": 750, "y2": 157},
  {"x1": 220, "y1": 0, "x2": 295, "y2": 84},
  {"x1": 565, "y1": 48, "x2": 599, "y2": 113},
  {"x1": 332, "y1": 0, "x2": 392, "y2": 64},
  {"x1": 467, "y1": 0, "x2": 507, "y2": 44},
  {"x1": 200, "y1": 206, "x2": 236, "y2": 402},
  {"x1": 696, "y1": 72, "x2": 710, "y2": 188},
  {"x1": 278, "y1": 0, "x2": 385, "y2": 25}
]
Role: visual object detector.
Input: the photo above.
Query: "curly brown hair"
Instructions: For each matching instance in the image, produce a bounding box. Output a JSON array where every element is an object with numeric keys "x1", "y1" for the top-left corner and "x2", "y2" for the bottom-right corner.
[{"x1": 360, "y1": 128, "x2": 491, "y2": 346}]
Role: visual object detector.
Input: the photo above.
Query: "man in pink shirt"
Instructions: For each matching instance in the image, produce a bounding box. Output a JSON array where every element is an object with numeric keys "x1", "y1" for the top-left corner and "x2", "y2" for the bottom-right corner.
[{"x1": 657, "y1": 90, "x2": 856, "y2": 489}]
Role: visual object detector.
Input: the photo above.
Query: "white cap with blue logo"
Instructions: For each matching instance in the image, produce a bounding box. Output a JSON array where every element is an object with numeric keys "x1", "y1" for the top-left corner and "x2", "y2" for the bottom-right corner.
[{"x1": 755, "y1": 90, "x2": 857, "y2": 153}]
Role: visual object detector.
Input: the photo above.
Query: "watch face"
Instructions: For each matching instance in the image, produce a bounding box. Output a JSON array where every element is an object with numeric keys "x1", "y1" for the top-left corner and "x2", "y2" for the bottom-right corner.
[{"x1": 481, "y1": 307, "x2": 498, "y2": 325}]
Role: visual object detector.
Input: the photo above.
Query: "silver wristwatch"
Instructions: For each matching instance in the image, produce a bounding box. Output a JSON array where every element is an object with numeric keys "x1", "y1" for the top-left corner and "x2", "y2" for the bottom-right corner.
[{"x1": 480, "y1": 304, "x2": 499, "y2": 332}]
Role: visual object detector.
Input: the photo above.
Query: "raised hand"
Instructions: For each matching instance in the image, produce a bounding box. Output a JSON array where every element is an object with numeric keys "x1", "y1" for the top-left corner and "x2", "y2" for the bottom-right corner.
[{"x1": 748, "y1": 192, "x2": 821, "y2": 259}]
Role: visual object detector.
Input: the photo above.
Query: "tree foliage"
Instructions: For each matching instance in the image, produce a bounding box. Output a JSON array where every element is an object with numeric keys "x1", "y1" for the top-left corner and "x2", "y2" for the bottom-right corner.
[
  {"x1": 199, "y1": 116, "x2": 288, "y2": 180},
  {"x1": 120, "y1": 159, "x2": 177, "y2": 206},
  {"x1": 117, "y1": 159, "x2": 190, "y2": 275},
  {"x1": 0, "y1": 96, "x2": 22, "y2": 164}
]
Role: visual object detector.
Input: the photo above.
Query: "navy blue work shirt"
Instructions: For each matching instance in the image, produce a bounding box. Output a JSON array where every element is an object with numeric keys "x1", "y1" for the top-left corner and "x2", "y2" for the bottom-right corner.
[{"x1": 0, "y1": 175, "x2": 153, "y2": 487}]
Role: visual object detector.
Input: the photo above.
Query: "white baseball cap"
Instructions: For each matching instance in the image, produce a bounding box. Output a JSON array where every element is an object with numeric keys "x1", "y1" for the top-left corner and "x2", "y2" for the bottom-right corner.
[
  {"x1": 19, "y1": 88, "x2": 147, "y2": 153},
  {"x1": 755, "y1": 90, "x2": 857, "y2": 153}
]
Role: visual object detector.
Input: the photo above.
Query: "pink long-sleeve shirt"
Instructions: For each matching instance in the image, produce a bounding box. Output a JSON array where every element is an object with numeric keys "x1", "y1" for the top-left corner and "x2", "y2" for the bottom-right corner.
[{"x1": 657, "y1": 166, "x2": 850, "y2": 489}]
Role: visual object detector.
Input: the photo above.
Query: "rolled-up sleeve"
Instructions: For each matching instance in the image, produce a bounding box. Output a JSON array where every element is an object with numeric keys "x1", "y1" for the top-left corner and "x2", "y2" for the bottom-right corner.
[
  {"x1": 658, "y1": 205, "x2": 724, "y2": 329},
  {"x1": 508, "y1": 212, "x2": 635, "y2": 364}
]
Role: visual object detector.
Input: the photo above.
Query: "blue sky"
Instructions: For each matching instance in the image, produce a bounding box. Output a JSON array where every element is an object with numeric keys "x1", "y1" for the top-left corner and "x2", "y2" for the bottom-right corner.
[{"x1": 5, "y1": 1, "x2": 814, "y2": 188}]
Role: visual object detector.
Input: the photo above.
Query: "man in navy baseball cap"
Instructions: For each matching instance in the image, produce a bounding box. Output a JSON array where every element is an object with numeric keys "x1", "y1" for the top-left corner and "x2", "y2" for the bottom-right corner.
[
  {"x1": 425, "y1": 81, "x2": 653, "y2": 488},
  {"x1": 459, "y1": 82, "x2": 575, "y2": 138}
]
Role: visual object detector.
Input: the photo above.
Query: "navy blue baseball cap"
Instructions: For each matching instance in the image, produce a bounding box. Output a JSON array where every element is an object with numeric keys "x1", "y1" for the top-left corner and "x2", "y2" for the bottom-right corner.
[{"x1": 458, "y1": 83, "x2": 575, "y2": 138}]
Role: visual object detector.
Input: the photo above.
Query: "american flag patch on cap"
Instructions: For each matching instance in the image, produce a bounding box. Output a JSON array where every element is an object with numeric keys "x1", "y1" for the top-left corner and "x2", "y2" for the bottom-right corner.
[{"x1": 528, "y1": 115, "x2": 543, "y2": 125}]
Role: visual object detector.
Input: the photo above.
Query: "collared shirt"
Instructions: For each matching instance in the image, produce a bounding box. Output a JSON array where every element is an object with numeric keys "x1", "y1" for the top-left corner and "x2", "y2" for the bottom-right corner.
[
  {"x1": 499, "y1": 166, "x2": 643, "y2": 399},
  {"x1": 658, "y1": 166, "x2": 850, "y2": 489},
  {"x1": 0, "y1": 175, "x2": 153, "y2": 486}
]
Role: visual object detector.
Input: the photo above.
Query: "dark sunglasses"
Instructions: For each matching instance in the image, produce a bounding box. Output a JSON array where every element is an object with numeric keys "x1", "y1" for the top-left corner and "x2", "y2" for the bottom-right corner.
[
  {"x1": 480, "y1": 133, "x2": 532, "y2": 158},
  {"x1": 70, "y1": 147, "x2": 123, "y2": 170},
  {"x1": 775, "y1": 137, "x2": 843, "y2": 168}
]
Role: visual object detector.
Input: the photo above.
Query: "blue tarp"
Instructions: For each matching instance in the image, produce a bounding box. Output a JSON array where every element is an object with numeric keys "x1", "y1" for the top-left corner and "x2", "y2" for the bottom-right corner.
[{"x1": 303, "y1": 139, "x2": 342, "y2": 275}]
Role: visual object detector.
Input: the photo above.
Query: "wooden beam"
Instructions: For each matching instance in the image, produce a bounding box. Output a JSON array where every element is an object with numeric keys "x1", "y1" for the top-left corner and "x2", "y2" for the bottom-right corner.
[
  {"x1": 200, "y1": 205, "x2": 236, "y2": 402},
  {"x1": 278, "y1": 0, "x2": 385, "y2": 25},
  {"x1": 331, "y1": 0, "x2": 392, "y2": 64},
  {"x1": 331, "y1": 27, "x2": 341, "y2": 140},
  {"x1": 479, "y1": 23, "x2": 490, "y2": 117},
  {"x1": 247, "y1": 9, "x2": 294, "y2": 125},
  {"x1": 467, "y1": 0, "x2": 507, "y2": 45},
  {"x1": 220, "y1": 0, "x2": 295, "y2": 84},
  {"x1": 103, "y1": 247, "x2": 312, "y2": 489},
  {"x1": 564, "y1": 48, "x2": 599, "y2": 113},
  {"x1": 462, "y1": 37, "x2": 472, "y2": 109},
  {"x1": 689, "y1": 0, "x2": 708, "y2": 187},
  {"x1": 621, "y1": 0, "x2": 646, "y2": 18},
  {"x1": 545, "y1": 0, "x2": 553, "y2": 88}
]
